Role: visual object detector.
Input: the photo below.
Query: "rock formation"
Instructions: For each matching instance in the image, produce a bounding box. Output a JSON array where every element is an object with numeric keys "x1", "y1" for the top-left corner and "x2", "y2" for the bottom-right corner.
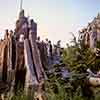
[
  {"x1": 79, "y1": 13, "x2": 100, "y2": 48},
  {"x1": 0, "y1": 9, "x2": 47, "y2": 95}
]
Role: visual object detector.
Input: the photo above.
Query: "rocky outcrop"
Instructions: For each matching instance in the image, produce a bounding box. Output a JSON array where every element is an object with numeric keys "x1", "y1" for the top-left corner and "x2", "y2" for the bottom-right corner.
[
  {"x1": 0, "y1": 40, "x2": 6, "y2": 73},
  {"x1": 24, "y1": 39, "x2": 38, "y2": 86},
  {"x1": 79, "y1": 13, "x2": 100, "y2": 48},
  {"x1": 0, "y1": 9, "x2": 46, "y2": 91}
]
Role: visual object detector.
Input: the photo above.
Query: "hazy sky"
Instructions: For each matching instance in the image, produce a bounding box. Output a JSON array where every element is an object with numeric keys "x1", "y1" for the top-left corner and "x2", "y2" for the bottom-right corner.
[{"x1": 0, "y1": 0, "x2": 100, "y2": 46}]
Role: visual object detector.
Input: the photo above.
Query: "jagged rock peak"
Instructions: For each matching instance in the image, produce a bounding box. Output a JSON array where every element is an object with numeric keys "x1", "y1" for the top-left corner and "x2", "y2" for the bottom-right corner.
[
  {"x1": 19, "y1": 9, "x2": 25, "y2": 18},
  {"x1": 97, "y1": 12, "x2": 100, "y2": 19}
]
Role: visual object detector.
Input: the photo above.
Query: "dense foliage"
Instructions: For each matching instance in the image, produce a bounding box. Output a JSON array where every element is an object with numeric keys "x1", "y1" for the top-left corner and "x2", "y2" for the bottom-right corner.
[
  {"x1": 62, "y1": 36, "x2": 100, "y2": 73},
  {"x1": 44, "y1": 35, "x2": 100, "y2": 100}
]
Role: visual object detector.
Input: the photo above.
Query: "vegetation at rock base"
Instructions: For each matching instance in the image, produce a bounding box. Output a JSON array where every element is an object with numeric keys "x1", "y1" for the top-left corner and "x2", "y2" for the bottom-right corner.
[
  {"x1": 44, "y1": 35, "x2": 100, "y2": 100},
  {"x1": 4, "y1": 35, "x2": 100, "y2": 100},
  {"x1": 62, "y1": 35, "x2": 99, "y2": 73}
]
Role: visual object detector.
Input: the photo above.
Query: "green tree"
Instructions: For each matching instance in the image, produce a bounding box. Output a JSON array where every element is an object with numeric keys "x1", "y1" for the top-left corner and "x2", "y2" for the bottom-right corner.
[{"x1": 62, "y1": 34, "x2": 96, "y2": 73}]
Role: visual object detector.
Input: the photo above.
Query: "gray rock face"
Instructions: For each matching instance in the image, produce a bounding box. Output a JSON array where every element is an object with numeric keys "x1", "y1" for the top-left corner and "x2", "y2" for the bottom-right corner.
[
  {"x1": 0, "y1": 9, "x2": 48, "y2": 96},
  {"x1": 29, "y1": 32, "x2": 45, "y2": 82},
  {"x1": 24, "y1": 39, "x2": 38, "y2": 87},
  {"x1": 15, "y1": 10, "x2": 37, "y2": 41},
  {"x1": 15, "y1": 10, "x2": 28, "y2": 40},
  {"x1": 79, "y1": 13, "x2": 100, "y2": 48}
]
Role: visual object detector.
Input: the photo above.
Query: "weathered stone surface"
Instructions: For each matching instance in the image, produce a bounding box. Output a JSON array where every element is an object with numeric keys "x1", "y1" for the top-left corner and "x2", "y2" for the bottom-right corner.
[
  {"x1": 15, "y1": 41, "x2": 25, "y2": 70},
  {"x1": 79, "y1": 13, "x2": 100, "y2": 48},
  {"x1": 0, "y1": 34, "x2": 15, "y2": 82},
  {"x1": 14, "y1": 41, "x2": 26, "y2": 92},
  {"x1": 2, "y1": 40, "x2": 8, "y2": 82},
  {"x1": 79, "y1": 14, "x2": 100, "y2": 48},
  {"x1": 24, "y1": 39, "x2": 38, "y2": 86},
  {"x1": 12, "y1": 36, "x2": 16, "y2": 70},
  {"x1": 15, "y1": 10, "x2": 28, "y2": 40},
  {"x1": 7, "y1": 34, "x2": 12, "y2": 71},
  {"x1": 29, "y1": 32, "x2": 45, "y2": 82},
  {"x1": 0, "y1": 41, "x2": 6, "y2": 73},
  {"x1": 29, "y1": 19, "x2": 37, "y2": 41},
  {"x1": 37, "y1": 41, "x2": 48, "y2": 70},
  {"x1": 0, "y1": 9, "x2": 47, "y2": 95}
]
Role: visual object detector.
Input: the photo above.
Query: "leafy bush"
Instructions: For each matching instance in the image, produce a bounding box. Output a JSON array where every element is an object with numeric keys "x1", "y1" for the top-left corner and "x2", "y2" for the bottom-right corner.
[{"x1": 62, "y1": 35, "x2": 100, "y2": 73}]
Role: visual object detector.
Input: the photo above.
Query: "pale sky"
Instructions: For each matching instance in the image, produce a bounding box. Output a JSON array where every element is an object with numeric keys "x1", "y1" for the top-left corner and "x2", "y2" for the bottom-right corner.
[{"x1": 0, "y1": 0, "x2": 100, "y2": 46}]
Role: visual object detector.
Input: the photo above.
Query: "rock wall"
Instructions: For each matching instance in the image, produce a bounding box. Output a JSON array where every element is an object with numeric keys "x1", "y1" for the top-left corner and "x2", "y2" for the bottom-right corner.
[
  {"x1": 0, "y1": 40, "x2": 8, "y2": 80},
  {"x1": 0, "y1": 41, "x2": 5, "y2": 72}
]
